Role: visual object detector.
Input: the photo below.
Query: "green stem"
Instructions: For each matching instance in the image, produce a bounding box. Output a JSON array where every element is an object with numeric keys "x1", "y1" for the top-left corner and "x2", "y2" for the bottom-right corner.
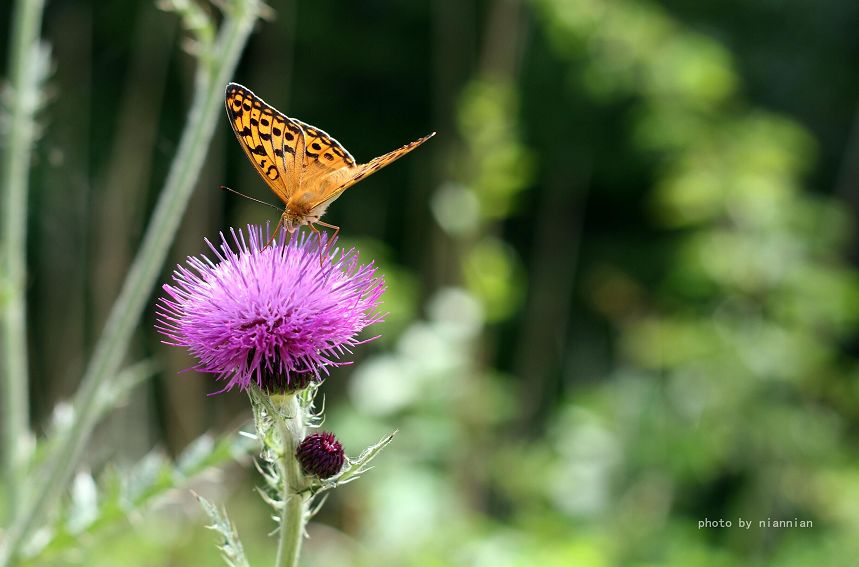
[
  {"x1": 0, "y1": 1, "x2": 262, "y2": 564},
  {"x1": 1, "y1": 0, "x2": 46, "y2": 525},
  {"x1": 274, "y1": 395, "x2": 308, "y2": 567}
]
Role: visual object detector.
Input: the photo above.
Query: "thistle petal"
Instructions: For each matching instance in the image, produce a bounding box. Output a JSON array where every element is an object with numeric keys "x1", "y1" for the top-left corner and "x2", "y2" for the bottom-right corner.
[{"x1": 155, "y1": 225, "x2": 385, "y2": 393}]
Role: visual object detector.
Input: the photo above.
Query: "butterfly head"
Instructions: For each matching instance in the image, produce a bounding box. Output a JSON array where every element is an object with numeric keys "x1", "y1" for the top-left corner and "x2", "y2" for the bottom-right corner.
[
  {"x1": 282, "y1": 209, "x2": 319, "y2": 233},
  {"x1": 282, "y1": 211, "x2": 303, "y2": 233}
]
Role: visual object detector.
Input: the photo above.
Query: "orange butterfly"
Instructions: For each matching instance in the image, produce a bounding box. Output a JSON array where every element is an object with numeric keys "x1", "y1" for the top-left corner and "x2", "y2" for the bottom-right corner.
[{"x1": 225, "y1": 82, "x2": 434, "y2": 241}]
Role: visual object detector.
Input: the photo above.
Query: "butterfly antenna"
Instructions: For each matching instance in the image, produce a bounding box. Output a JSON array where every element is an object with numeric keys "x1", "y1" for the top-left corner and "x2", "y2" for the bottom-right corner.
[{"x1": 219, "y1": 185, "x2": 281, "y2": 212}]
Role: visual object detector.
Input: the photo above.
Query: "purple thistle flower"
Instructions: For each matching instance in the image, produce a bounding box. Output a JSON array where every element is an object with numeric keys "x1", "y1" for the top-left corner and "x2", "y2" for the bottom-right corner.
[
  {"x1": 297, "y1": 432, "x2": 345, "y2": 479},
  {"x1": 156, "y1": 225, "x2": 385, "y2": 393}
]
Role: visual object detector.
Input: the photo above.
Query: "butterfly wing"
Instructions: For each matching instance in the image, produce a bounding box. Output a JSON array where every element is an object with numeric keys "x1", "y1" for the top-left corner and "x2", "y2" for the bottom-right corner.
[
  {"x1": 294, "y1": 119, "x2": 358, "y2": 170},
  {"x1": 282, "y1": 119, "x2": 357, "y2": 215},
  {"x1": 329, "y1": 132, "x2": 436, "y2": 195},
  {"x1": 225, "y1": 83, "x2": 304, "y2": 205},
  {"x1": 226, "y1": 83, "x2": 435, "y2": 223},
  {"x1": 292, "y1": 131, "x2": 436, "y2": 218},
  {"x1": 291, "y1": 118, "x2": 356, "y2": 192}
]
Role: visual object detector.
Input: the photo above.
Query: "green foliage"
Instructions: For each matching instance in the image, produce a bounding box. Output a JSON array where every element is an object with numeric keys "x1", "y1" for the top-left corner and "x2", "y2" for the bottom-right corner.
[
  {"x1": 533, "y1": 0, "x2": 859, "y2": 563},
  {"x1": 194, "y1": 492, "x2": 250, "y2": 567},
  {"x1": 24, "y1": 432, "x2": 255, "y2": 564},
  {"x1": 455, "y1": 80, "x2": 535, "y2": 221}
]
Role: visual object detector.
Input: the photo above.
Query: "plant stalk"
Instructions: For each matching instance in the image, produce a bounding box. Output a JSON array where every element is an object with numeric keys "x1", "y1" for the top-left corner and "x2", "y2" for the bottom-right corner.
[
  {"x1": 0, "y1": 1, "x2": 261, "y2": 564},
  {"x1": 1, "y1": 0, "x2": 46, "y2": 524},
  {"x1": 274, "y1": 394, "x2": 308, "y2": 567}
]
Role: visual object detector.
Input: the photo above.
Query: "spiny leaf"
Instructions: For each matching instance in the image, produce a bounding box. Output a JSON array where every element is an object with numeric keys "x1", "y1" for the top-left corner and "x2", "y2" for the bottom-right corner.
[
  {"x1": 311, "y1": 430, "x2": 398, "y2": 495},
  {"x1": 25, "y1": 430, "x2": 255, "y2": 562},
  {"x1": 193, "y1": 491, "x2": 250, "y2": 567}
]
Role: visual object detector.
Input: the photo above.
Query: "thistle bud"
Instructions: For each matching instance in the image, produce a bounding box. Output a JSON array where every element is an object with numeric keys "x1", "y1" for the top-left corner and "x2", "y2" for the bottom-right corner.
[{"x1": 296, "y1": 432, "x2": 345, "y2": 479}]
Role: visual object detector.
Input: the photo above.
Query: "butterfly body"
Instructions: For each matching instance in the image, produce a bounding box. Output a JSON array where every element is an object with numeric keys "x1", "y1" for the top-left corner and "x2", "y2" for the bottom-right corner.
[{"x1": 225, "y1": 83, "x2": 434, "y2": 234}]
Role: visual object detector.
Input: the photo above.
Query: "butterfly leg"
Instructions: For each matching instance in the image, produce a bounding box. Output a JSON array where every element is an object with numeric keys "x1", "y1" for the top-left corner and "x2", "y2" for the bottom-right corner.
[
  {"x1": 306, "y1": 223, "x2": 327, "y2": 266},
  {"x1": 265, "y1": 215, "x2": 285, "y2": 248},
  {"x1": 316, "y1": 220, "x2": 340, "y2": 262}
]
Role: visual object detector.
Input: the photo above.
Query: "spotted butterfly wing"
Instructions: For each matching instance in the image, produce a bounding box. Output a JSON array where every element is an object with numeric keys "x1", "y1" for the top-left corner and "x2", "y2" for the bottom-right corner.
[
  {"x1": 225, "y1": 82, "x2": 435, "y2": 229},
  {"x1": 225, "y1": 83, "x2": 304, "y2": 205},
  {"x1": 282, "y1": 119, "x2": 358, "y2": 215},
  {"x1": 289, "y1": 122, "x2": 435, "y2": 220},
  {"x1": 326, "y1": 133, "x2": 436, "y2": 198}
]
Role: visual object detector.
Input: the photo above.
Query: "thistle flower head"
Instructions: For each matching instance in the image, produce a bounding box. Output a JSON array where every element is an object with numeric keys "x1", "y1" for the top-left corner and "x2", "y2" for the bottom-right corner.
[
  {"x1": 297, "y1": 432, "x2": 345, "y2": 479},
  {"x1": 156, "y1": 225, "x2": 385, "y2": 393}
]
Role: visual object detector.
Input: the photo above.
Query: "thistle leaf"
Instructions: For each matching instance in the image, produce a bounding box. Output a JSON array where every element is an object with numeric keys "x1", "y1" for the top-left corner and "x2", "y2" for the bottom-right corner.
[
  {"x1": 25, "y1": 430, "x2": 255, "y2": 562},
  {"x1": 331, "y1": 430, "x2": 398, "y2": 487},
  {"x1": 193, "y1": 491, "x2": 250, "y2": 567}
]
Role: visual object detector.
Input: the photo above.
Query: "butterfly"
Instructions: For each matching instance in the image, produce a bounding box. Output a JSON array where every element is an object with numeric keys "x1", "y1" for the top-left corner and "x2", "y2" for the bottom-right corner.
[{"x1": 225, "y1": 82, "x2": 435, "y2": 242}]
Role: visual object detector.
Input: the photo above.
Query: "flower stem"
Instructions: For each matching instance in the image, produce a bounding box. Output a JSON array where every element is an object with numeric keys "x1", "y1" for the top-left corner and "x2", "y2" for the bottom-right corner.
[
  {"x1": 0, "y1": 0, "x2": 46, "y2": 525},
  {"x1": 274, "y1": 394, "x2": 308, "y2": 567},
  {"x1": 0, "y1": 2, "x2": 262, "y2": 564}
]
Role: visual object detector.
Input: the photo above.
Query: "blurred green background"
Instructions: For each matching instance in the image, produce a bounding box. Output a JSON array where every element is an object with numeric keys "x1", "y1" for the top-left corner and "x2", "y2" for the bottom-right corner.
[{"x1": 3, "y1": 0, "x2": 859, "y2": 564}]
